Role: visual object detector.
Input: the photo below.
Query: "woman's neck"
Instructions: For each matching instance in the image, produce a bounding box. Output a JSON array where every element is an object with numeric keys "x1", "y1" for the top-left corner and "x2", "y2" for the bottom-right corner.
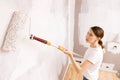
[{"x1": 90, "y1": 43, "x2": 99, "y2": 48}]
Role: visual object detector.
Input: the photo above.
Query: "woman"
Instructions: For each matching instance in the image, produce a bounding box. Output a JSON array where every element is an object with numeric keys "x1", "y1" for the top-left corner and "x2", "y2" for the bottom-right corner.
[{"x1": 62, "y1": 26, "x2": 104, "y2": 80}]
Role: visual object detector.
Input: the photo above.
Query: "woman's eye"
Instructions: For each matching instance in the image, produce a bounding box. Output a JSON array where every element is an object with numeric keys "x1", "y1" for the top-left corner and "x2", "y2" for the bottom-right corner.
[
  {"x1": 89, "y1": 33, "x2": 93, "y2": 36},
  {"x1": 87, "y1": 32, "x2": 93, "y2": 36}
]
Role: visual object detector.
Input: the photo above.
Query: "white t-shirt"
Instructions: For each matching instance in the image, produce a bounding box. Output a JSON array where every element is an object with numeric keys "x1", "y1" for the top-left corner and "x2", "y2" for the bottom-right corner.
[{"x1": 83, "y1": 46, "x2": 103, "y2": 80}]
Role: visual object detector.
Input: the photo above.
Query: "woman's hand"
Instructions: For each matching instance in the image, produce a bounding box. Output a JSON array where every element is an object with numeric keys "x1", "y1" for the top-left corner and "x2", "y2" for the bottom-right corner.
[
  {"x1": 58, "y1": 45, "x2": 72, "y2": 57},
  {"x1": 63, "y1": 49, "x2": 72, "y2": 56}
]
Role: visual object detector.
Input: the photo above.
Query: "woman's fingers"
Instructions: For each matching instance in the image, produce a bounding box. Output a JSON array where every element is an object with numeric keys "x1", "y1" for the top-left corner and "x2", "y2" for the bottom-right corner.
[
  {"x1": 58, "y1": 45, "x2": 65, "y2": 51},
  {"x1": 58, "y1": 45, "x2": 72, "y2": 56}
]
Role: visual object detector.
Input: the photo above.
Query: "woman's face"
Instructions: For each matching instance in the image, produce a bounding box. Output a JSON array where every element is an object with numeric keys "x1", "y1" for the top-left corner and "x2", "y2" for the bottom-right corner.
[{"x1": 86, "y1": 28, "x2": 98, "y2": 44}]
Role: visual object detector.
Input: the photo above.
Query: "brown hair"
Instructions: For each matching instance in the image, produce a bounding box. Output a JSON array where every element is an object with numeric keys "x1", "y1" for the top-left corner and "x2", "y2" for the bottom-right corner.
[{"x1": 91, "y1": 26, "x2": 104, "y2": 49}]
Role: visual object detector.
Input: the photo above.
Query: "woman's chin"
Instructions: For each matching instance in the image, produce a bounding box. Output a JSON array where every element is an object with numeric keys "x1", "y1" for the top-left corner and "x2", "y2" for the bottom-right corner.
[{"x1": 86, "y1": 40, "x2": 90, "y2": 44}]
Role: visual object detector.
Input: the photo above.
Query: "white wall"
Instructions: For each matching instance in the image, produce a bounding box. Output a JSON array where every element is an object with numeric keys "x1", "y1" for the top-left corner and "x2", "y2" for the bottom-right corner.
[{"x1": 0, "y1": 0, "x2": 75, "y2": 80}]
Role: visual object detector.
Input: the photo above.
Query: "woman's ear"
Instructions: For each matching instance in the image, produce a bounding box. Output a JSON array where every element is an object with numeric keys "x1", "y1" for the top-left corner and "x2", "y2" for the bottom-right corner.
[{"x1": 97, "y1": 37, "x2": 101, "y2": 41}]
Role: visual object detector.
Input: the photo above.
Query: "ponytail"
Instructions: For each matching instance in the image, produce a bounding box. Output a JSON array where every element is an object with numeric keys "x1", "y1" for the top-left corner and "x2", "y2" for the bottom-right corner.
[{"x1": 98, "y1": 40, "x2": 104, "y2": 49}]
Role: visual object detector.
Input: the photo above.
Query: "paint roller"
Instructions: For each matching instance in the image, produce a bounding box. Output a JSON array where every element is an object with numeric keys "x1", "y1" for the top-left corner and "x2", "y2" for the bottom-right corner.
[
  {"x1": 30, "y1": 34, "x2": 65, "y2": 51},
  {"x1": 29, "y1": 34, "x2": 83, "y2": 58}
]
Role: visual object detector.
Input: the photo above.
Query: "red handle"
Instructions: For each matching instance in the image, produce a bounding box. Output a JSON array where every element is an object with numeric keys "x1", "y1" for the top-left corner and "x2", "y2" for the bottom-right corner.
[
  {"x1": 33, "y1": 36, "x2": 47, "y2": 44},
  {"x1": 30, "y1": 34, "x2": 51, "y2": 45}
]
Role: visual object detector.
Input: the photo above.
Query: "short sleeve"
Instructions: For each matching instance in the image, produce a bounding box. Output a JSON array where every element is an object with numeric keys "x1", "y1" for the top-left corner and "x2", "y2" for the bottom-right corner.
[
  {"x1": 84, "y1": 48, "x2": 102, "y2": 64},
  {"x1": 87, "y1": 52, "x2": 100, "y2": 64}
]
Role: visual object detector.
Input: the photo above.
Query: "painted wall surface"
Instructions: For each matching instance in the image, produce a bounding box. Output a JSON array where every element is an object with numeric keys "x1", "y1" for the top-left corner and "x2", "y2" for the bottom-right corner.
[
  {"x1": 74, "y1": 0, "x2": 120, "y2": 71},
  {"x1": 0, "y1": 0, "x2": 75, "y2": 80}
]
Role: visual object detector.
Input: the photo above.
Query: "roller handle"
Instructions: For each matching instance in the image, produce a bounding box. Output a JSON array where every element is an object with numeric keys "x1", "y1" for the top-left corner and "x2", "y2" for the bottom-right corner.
[
  {"x1": 58, "y1": 45, "x2": 65, "y2": 51},
  {"x1": 30, "y1": 34, "x2": 51, "y2": 45}
]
